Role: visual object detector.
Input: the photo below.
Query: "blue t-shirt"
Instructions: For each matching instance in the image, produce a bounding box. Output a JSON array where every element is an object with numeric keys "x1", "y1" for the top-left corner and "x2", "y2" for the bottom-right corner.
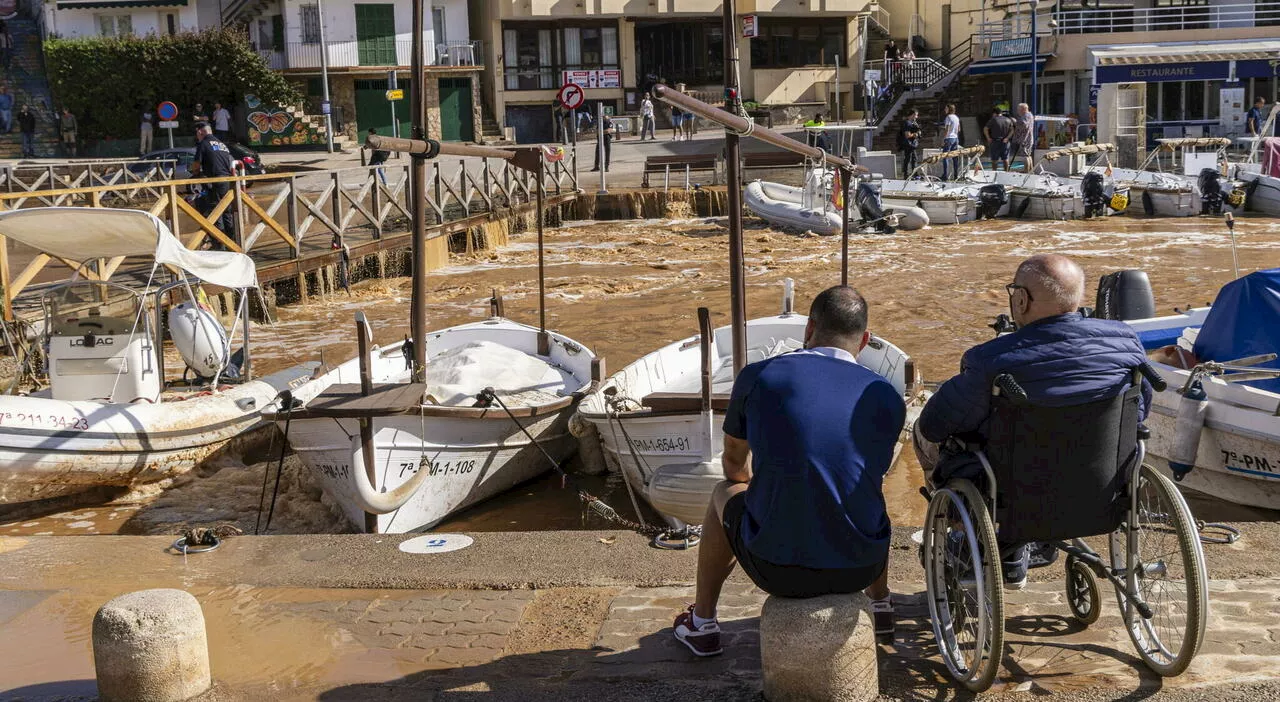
[
  {"x1": 1248, "y1": 106, "x2": 1263, "y2": 134},
  {"x1": 723, "y1": 348, "x2": 907, "y2": 570}
]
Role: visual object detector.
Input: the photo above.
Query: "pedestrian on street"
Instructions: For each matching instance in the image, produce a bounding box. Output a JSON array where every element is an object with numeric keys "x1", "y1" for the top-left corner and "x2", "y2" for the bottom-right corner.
[
  {"x1": 192, "y1": 102, "x2": 209, "y2": 127},
  {"x1": 1247, "y1": 96, "x2": 1267, "y2": 137},
  {"x1": 190, "y1": 121, "x2": 236, "y2": 249},
  {"x1": 139, "y1": 109, "x2": 154, "y2": 154},
  {"x1": 212, "y1": 102, "x2": 232, "y2": 142},
  {"x1": 591, "y1": 112, "x2": 613, "y2": 172},
  {"x1": 805, "y1": 111, "x2": 829, "y2": 151},
  {"x1": 0, "y1": 25, "x2": 13, "y2": 74},
  {"x1": 885, "y1": 40, "x2": 900, "y2": 85},
  {"x1": 18, "y1": 104, "x2": 35, "y2": 158},
  {"x1": 59, "y1": 106, "x2": 77, "y2": 157},
  {"x1": 640, "y1": 92, "x2": 656, "y2": 141},
  {"x1": 1013, "y1": 102, "x2": 1036, "y2": 173},
  {"x1": 941, "y1": 103, "x2": 961, "y2": 180},
  {"x1": 670, "y1": 104, "x2": 685, "y2": 141},
  {"x1": 0, "y1": 85, "x2": 13, "y2": 133},
  {"x1": 984, "y1": 105, "x2": 1013, "y2": 171},
  {"x1": 899, "y1": 109, "x2": 920, "y2": 179},
  {"x1": 671, "y1": 286, "x2": 904, "y2": 658},
  {"x1": 363, "y1": 127, "x2": 389, "y2": 185}
]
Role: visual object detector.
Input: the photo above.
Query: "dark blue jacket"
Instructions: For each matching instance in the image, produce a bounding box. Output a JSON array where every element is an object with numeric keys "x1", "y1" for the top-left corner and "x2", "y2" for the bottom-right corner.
[{"x1": 919, "y1": 313, "x2": 1151, "y2": 443}]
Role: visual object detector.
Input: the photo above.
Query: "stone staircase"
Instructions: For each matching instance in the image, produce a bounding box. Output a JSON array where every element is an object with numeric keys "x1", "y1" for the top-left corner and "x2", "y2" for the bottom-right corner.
[
  {"x1": 0, "y1": 18, "x2": 63, "y2": 159},
  {"x1": 477, "y1": 101, "x2": 510, "y2": 146},
  {"x1": 871, "y1": 71, "x2": 980, "y2": 153}
]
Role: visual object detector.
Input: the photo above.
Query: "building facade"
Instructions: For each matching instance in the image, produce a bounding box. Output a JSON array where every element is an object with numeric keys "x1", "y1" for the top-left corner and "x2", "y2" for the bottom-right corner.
[
  {"x1": 43, "y1": 0, "x2": 218, "y2": 39},
  {"x1": 485, "y1": 0, "x2": 875, "y2": 143}
]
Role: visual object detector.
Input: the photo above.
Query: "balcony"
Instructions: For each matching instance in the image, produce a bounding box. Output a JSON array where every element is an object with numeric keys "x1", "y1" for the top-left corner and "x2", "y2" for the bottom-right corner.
[
  {"x1": 977, "y1": 2, "x2": 1279, "y2": 41},
  {"x1": 255, "y1": 40, "x2": 484, "y2": 71}
]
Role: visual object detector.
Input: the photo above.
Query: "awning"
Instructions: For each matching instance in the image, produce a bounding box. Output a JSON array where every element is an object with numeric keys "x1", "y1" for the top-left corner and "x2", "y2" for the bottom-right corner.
[
  {"x1": 968, "y1": 55, "x2": 1050, "y2": 76},
  {"x1": 0, "y1": 208, "x2": 258, "y2": 289},
  {"x1": 1091, "y1": 39, "x2": 1280, "y2": 83},
  {"x1": 55, "y1": 0, "x2": 186, "y2": 8}
]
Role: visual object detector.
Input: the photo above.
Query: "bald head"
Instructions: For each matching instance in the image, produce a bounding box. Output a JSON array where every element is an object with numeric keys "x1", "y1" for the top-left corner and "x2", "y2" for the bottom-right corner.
[
  {"x1": 1010, "y1": 254, "x2": 1085, "y2": 324},
  {"x1": 805, "y1": 285, "x2": 870, "y2": 354}
]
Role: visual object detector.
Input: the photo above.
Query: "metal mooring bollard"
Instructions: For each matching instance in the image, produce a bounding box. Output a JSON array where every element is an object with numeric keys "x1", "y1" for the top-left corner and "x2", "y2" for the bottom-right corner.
[{"x1": 92, "y1": 588, "x2": 211, "y2": 702}]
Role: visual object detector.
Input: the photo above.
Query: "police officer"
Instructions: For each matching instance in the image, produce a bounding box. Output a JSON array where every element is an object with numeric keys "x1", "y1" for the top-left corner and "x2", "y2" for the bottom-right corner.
[{"x1": 191, "y1": 121, "x2": 236, "y2": 249}]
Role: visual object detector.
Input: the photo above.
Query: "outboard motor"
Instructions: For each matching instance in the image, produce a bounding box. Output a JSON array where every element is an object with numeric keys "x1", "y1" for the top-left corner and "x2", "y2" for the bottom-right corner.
[
  {"x1": 1081, "y1": 171, "x2": 1108, "y2": 218},
  {"x1": 976, "y1": 183, "x2": 1007, "y2": 220},
  {"x1": 1094, "y1": 270, "x2": 1156, "y2": 321},
  {"x1": 1198, "y1": 167, "x2": 1225, "y2": 215},
  {"x1": 856, "y1": 179, "x2": 896, "y2": 234}
]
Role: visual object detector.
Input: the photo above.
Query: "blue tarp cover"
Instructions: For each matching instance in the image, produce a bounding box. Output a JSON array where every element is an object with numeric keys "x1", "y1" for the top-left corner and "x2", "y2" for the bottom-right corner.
[{"x1": 1194, "y1": 268, "x2": 1280, "y2": 393}]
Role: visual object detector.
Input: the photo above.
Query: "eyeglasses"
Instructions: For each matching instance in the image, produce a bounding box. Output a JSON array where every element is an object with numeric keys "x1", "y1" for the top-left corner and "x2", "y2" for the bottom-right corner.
[{"x1": 1005, "y1": 283, "x2": 1034, "y2": 302}]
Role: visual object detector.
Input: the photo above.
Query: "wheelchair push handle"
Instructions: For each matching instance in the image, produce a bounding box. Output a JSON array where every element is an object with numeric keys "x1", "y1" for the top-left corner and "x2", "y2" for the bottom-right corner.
[
  {"x1": 993, "y1": 373, "x2": 1029, "y2": 403},
  {"x1": 1138, "y1": 361, "x2": 1168, "y2": 392}
]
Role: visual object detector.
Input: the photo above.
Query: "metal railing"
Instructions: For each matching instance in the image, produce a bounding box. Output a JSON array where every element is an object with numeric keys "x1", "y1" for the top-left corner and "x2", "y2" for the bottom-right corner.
[
  {"x1": 254, "y1": 39, "x2": 484, "y2": 71},
  {"x1": 869, "y1": 4, "x2": 891, "y2": 35},
  {"x1": 0, "y1": 150, "x2": 581, "y2": 319},
  {"x1": 1055, "y1": 1, "x2": 1280, "y2": 34}
]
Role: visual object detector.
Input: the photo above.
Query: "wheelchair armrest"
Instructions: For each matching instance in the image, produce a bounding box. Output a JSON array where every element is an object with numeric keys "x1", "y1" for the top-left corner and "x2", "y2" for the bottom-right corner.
[{"x1": 1138, "y1": 424, "x2": 1151, "y2": 441}]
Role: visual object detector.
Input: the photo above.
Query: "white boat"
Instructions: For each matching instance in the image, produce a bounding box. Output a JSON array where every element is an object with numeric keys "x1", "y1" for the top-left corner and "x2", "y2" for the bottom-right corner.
[
  {"x1": 1086, "y1": 137, "x2": 1241, "y2": 218},
  {"x1": 575, "y1": 281, "x2": 918, "y2": 529},
  {"x1": 744, "y1": 179, "x2": 842, "y2": 235},
  {"x1": 969, "y1": 143, "x2": 1129, "y2": 220},
  {"x1": 0, "y1": 207, "x2": 317, "y2": 506},
  {"x1": 1126, "y1": 269, "x2": 1280, "y2": 511},
  {"x1": 1234, "y1": 161, "x2": 1280, "y2": 217},
  {"x1": 265, "y1": 315, "x2": 597, "y2": 533},
  {"x1": 879, "y1": 146, "x2": 1001, "y2": 224}
]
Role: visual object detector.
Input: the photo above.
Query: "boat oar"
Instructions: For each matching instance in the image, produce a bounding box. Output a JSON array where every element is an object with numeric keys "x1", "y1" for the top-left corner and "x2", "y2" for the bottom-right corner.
[{"x1": 1225, "y1": 212, "x2": 1239, "y2": 279}]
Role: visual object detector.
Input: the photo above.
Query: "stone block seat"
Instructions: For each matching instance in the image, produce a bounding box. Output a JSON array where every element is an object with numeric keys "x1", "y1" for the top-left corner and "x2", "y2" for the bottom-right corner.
[{"x1": 759, "y1": 592, "x2": 878, "y2": 702}]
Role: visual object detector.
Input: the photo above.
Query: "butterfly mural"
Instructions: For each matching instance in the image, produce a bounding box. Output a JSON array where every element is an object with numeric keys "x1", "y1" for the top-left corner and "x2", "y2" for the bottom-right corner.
[{"x1": 248, "y1": 110, "x2": 294, "y2": 134}]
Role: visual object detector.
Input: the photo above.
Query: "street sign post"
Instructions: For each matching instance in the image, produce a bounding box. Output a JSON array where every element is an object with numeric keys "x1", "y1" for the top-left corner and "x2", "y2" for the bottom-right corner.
[
  {"x1": 385, "y1": 89, "x2": 404, "y2": 101},
  {"x1": 558, "y1": 82, "x2": 585, "y2": 147},
  {"x1": 157, "y1": 101, "x2": 178, "y2": 149},
  {"x1": 388, "y1": 71, "x2": 400, "y2": 144}
]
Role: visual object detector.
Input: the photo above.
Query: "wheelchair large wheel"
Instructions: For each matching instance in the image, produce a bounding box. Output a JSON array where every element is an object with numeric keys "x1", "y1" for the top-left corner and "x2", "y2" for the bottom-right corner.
[
  {"x1": 923, "y1": 479, "x2": 1004, "y2": 693},
  {"x1": 1065, "y1": 555, "x2": 1102, "y2": 626},
  {"x1": 1109, "y1": 463, "x2": 1208, "y2": 676}
]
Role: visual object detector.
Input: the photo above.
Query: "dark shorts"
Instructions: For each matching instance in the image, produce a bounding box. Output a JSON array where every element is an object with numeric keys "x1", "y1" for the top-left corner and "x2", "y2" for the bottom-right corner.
[
  {"x1": 989, "y1": 139, "x2": 1009, "y2": 161},
  {"x1": 723, "y1": 492, "x2": 886, "y2": 598}
]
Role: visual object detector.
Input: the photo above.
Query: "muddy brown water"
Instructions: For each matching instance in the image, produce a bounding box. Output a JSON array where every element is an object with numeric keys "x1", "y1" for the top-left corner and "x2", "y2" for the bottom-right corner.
[{"x1": 5, "y1": 213, "x2": 1280, "y2": 537}]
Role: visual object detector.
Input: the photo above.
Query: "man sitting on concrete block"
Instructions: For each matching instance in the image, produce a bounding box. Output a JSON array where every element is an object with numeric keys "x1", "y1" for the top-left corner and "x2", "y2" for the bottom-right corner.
[{"x1": 673, "y1": 286, "x2": 906, "y2": 657}]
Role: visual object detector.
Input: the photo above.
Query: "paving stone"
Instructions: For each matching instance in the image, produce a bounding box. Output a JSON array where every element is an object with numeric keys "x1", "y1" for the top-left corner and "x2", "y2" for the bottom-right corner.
[
  {"x1": 608, "y1": 606, "x2": 672, "y2": 621},
  {"x1": 472, "y1": 633, "x2": 510, "y2": 650},
  {"x1": 423, "y1": 608, "x2": 490, "y2": 624},
  {"x1": 431, "y1": 645, "x2": 504, "y2": 665},
  {"x1": 407, "y1": 634, "x2": 456, "y2": 652},
  {"x1": 379, "y1": 620, "x2": 419, "y2": 637},
  {"x1": 450, "y1": 620, "x2": 516, "y2": 636},
  {"x1": 404, "y1": 597, "x2": 465, "y2": 612},
  {"x1": 410, "y1": 619, "x2": 453, "y2": 635}
]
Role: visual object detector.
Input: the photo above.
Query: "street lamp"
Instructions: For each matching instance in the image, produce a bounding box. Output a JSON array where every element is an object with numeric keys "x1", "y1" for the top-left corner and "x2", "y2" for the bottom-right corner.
[
  {"x1": 318, "y1": 0, "x2": 334, "y2": 153},
  {"x1": 1030, "y1": 0, "x2": 1038, "y2": 116}
]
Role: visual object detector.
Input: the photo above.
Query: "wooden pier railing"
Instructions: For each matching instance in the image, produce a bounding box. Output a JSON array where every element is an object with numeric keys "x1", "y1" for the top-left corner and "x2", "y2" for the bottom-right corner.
[{"x1": 0, "y1": 148, "x2": 581, "y2": 320}]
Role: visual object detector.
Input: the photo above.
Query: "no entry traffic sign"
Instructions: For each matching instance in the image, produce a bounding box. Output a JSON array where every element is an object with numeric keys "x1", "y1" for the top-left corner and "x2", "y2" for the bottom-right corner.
[
  {"x1": 558, "y1": 82, "x2": 585, "y2": 111},
  {"x1": 157, "y1": 101, "x2": 179, "y2": 121}
]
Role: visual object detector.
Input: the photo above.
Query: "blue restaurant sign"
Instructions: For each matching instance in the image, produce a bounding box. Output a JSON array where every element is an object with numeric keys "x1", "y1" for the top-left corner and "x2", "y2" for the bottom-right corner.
[{"x1": 1096, "y1": 61, "x2": 1231, "y2": 83}]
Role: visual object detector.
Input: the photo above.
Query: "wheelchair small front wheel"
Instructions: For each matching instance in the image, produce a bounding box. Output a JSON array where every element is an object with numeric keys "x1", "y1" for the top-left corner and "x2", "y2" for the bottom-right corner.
[{"x1": 1064, "y1": 555, "x2": 1101, "y2": 626}]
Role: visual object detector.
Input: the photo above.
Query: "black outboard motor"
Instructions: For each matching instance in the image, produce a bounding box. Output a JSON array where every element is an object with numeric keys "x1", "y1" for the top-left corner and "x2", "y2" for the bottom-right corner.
[
  {"x1": 1081, "y1": 171, "x2": 1108, "y2": 218},
  {"x1": 1198, "y1": 167, "x2": 1225, "y2": 215},
  {"x1": 856, "y1": 180, "x2": 896, "y2": 234},
  {"x1": 975, "y1": 183, "x2": 1007, "y2": 220},
  {"x1": 1095, "y1": 270, "x2": 1156, "y2": 321}
]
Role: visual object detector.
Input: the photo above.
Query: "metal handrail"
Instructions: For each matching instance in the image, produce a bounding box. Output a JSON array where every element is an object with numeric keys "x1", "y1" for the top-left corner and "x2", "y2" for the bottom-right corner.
[
  {"x1": 1055, "y1": 1, "x2": 1278, "y2": 34},
  {"x1": 253, "y1": 39, "x2": 485, "y2": 70}
]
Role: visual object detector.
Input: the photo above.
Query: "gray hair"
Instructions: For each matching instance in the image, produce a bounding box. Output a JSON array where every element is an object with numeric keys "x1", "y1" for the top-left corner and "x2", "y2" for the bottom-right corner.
[
  {"x1": 1017, "y1": 102, "x2": 1030, "y2": 111},
  {"x1": 1016, "y1": 254, "x2": 1084, "y2": 313},
  {"x1": 809, "y1": 286, "x2": 868, "y2": 340}
]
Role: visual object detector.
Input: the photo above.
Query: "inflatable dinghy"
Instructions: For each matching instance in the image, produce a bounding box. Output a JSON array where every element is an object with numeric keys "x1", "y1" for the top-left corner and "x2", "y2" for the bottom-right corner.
[{"x1": 745, "y1": 180, "x2": 842, "y2": 235}]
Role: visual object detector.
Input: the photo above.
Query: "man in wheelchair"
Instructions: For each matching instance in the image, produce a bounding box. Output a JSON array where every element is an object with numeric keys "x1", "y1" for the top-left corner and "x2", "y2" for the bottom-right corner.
[{"x1": 913, "y1": 254, "x2": 1151, "y2": 588}]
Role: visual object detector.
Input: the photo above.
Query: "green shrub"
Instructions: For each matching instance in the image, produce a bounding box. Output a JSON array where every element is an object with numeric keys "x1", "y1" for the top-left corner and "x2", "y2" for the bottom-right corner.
[{"x1": 45, "y1": 29, "x2": 299, "y2": 140}]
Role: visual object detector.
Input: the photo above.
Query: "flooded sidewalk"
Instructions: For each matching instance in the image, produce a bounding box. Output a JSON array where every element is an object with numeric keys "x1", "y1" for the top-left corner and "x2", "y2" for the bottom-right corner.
[{"x1": 3, "y1": 531, "x2": 1280, "y2": 700}]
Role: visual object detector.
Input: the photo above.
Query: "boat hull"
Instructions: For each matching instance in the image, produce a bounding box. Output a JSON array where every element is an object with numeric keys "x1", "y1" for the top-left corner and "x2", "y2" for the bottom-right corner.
[
  {"x1": 1236, "y1": 166, "x2": 1280, "y2": 217},
  {"x1": 744, "y1": 180, "x2": 842, "y2": 235},
  {"x1": 0, "y1": 364, "x2": 317, "y2": 506}
]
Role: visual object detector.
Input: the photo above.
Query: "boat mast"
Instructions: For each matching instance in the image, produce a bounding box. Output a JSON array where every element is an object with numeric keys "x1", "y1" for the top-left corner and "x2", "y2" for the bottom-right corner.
[
  {"x1": 722, "y1": 0, "x2": 747, "y2": 373},
  {"x1": 409, "y1": 0, "x2": 428, "y2": 382}
]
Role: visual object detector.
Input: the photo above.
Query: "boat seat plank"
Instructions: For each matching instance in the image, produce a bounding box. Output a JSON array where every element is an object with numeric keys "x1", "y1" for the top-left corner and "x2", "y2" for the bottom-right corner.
[
  {"x1": 283, "y1": 382, "x2": 578, "y2": 419},
  {"x1": 306, "y1": 383, "x2": 429, "y2": 415},
  {"x1": 642, "y1": 391, "x2": 731, "y2": 413}
]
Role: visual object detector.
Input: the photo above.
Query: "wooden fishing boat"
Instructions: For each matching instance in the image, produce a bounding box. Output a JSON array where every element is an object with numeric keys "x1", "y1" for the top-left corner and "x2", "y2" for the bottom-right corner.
[{"x1": 0, "y1": 207, "x2": 317, "y2": 506}]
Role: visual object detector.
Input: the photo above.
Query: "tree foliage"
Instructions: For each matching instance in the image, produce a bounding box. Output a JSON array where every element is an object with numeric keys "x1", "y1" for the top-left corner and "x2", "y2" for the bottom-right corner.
[{"x1": 45, "y1": 29, "x2": 300, "y2": 140}]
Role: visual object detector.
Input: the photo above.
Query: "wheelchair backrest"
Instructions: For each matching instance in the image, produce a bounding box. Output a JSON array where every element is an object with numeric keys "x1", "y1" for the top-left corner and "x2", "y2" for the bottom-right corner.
[{"x1": 984, "y1": 369, "x2": 1142, "y2": 543}]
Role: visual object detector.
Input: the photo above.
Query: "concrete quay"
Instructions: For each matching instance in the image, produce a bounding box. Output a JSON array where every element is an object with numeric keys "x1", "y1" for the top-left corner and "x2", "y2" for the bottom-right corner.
[{"x1": 2, "y1": 529, "x2": 1280, "y2": 701}]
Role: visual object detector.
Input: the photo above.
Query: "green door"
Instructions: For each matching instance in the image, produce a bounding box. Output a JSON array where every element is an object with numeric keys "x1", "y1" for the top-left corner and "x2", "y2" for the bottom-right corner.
[
  {"x1": 439, "y1": 78, "x2": 474, "y2": 142},
  {"x1": 354, "y1": 79, "x2": 412, "y2": 139},
  {"x1": 355, "y1": 4, "x2": 396, "y2": 66}
]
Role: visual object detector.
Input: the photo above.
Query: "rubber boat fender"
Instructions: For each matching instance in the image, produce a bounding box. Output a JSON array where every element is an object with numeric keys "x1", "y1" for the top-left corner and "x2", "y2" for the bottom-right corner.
[
  {"x1": 346, "y1": 434, "x2": 433, "y2": 514},
  {"x1": 1168, "y1": 378, "x2": 1207, "y2": 481},
  {"x1": 1141, "y1": 190, "x2": 1155, "y2": 217},
  {"x1": 168, "y1": 301, "x2": 230, "y2": 378},
  {"x1": 1013, "y1": 196, "x2": 1032, "y2": 219}
]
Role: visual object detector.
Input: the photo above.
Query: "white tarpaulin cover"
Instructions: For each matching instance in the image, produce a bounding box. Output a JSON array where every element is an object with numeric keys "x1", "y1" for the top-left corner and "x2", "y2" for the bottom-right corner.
[{"x1": 0, "y1": 207, "x2": 258, "y2": 289}]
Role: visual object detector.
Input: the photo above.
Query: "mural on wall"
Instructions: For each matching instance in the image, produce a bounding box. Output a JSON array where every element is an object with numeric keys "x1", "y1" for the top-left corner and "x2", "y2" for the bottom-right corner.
[{"x1": 244, "y1": 94, "x2": 326, "y2": 147}]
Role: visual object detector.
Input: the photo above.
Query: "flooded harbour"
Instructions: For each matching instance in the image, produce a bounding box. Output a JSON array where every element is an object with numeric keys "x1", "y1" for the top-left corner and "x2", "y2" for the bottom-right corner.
[{"x1": 4, "y1": 212, "x2": 1280, "y2": 537}]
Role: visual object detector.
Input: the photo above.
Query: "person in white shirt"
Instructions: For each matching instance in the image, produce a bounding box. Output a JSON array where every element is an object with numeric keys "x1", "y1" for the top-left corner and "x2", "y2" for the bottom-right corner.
[
  {"x1": 640, "y1": 92, "x2": 656, "y2": 141},
  {"x1": 941, "y1": 103, "x2": 961, "y2": 181},
  {"x1": 139, "y1": 110, "x2": 153, "y2": 154},
  {"x1": 212, "y1": 102, "x2": 232, "y2": 142}
]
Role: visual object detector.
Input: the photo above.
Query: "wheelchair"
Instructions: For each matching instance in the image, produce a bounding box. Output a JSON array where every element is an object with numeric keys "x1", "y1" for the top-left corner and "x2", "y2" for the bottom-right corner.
[{"x1": 922, "y1": 366, "x2": 1209, "y2": 692}]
